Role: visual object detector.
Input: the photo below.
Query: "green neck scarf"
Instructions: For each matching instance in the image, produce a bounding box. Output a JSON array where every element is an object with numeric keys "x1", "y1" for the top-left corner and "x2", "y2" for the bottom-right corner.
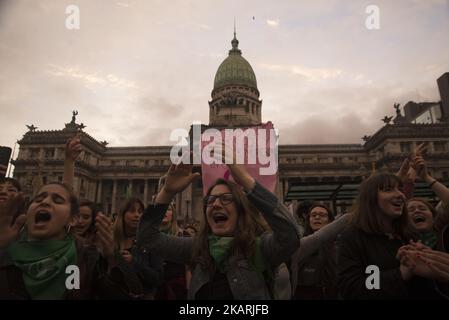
[
  {"x1": 208, "y1": 236, "x2": 234, "y2": 272},
  {"x1": 7, "y1": 236, "x2": 78, "y2": 300},
  {"x1": 419, "y1": 231, "x2": 437, "y2": 249},
  {"x1": 208, "y1": 236, "x2": 266, "y2": 274}
]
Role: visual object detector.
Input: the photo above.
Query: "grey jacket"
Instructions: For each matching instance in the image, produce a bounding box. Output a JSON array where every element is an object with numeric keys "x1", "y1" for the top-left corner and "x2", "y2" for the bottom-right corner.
[
  {"x1": 290, "y1": 214, "x2": 349, "y2": 293},
  {"x1": 136, "y1": 181, "x2": 301, "y2": 300}
]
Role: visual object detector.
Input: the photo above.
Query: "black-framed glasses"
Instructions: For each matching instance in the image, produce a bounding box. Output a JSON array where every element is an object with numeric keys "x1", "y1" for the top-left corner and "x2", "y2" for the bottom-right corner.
[{"x1": 204, "y1": 193, "x2": 234, "y2": 207}]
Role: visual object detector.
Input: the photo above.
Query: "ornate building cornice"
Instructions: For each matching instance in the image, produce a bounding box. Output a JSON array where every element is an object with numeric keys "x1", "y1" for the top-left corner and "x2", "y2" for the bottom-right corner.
[{"x1": 363, "y1": 123, "x2": 449, "y2": 150}]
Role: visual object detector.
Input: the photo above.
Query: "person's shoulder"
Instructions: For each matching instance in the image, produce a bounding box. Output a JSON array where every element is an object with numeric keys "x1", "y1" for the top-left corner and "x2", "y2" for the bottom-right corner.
[{"x1": 339, "y1": 224, "x2": 366, "y2": 242}]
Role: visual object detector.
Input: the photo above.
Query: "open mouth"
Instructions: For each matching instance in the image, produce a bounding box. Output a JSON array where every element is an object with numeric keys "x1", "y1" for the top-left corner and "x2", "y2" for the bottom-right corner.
[
  {"x1": 0, "y1": 195, "x2": 8, "y2": 202},
  {"x1": 413, "y1": 214, "x2": 426, "y2": 224},
  {"x1": 35, "y1": 210, "x2": 52, "y2": 224},
  {"x1": 391, "y1": 199, "x2": 404, "y2": 210},
  {"x1": 212, "y1": 212, "x2": 229, "y2": 224}
]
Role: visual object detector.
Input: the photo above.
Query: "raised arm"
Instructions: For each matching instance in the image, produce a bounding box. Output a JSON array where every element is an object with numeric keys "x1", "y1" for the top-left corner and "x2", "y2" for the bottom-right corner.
[
  {"x1": 136, "y1": 163, "x2": 199, "y2": 264},
  {"x1": 227, "y1": 163, "x2": 301, "y2": 268},
  {"x1": 296, "y1": 213, "x2": 349, "y2": 261},
  {"x1": 414, "y1": 154, "x2": 449, "y2": 231},
  {"x1": 63, "y1": 133, "x2": 81, "y2": 189}
]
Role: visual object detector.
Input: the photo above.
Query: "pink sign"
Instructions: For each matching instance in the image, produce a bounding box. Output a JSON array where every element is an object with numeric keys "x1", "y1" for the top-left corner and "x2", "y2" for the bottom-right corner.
[{"x1": 200, "y1": 122, "x2": 278, "y2": 195}]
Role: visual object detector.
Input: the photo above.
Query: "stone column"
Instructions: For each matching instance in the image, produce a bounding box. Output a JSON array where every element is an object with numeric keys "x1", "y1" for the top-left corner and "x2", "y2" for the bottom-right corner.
[
  {"x1": 111, "y1": 179, "x2": 117, "y2": 215},
  {"x1": 143, "y1": 179, "x2": 149, "y2": 205},
  {"x1": 128, "y1": 179, "x2": 133, "y2": 197},
  {"x1": 96, "y1": 179, "x2": 103, "y2": 204}
]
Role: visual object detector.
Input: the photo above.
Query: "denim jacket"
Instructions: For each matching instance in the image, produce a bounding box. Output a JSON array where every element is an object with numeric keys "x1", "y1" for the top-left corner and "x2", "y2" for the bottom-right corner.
[{"x1": 136, "y1": 181, "x2": 301, "y2": 300}]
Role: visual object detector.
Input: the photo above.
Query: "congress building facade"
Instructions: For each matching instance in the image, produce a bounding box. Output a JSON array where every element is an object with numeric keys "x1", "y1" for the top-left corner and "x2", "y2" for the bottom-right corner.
[{"x1": 11, "y1": 33, "x2": 449, "y2": 223}]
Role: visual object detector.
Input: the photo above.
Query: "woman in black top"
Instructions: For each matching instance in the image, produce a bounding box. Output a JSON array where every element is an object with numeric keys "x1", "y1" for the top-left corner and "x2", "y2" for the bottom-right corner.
[{"x1": 337, "y1": 173, "x2": 447, "y2": 299}]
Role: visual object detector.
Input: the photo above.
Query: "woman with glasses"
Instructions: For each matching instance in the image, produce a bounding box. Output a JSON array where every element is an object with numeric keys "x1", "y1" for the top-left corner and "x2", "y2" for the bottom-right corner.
[{"x1": 136, "y1": 162, "x2": 301, "y2": 300}]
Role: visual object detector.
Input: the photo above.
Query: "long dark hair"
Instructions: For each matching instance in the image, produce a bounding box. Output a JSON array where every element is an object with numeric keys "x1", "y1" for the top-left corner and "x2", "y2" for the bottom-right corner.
[
  {"x1": 78, "y1": 199, "x2": 98, "y2": 237},
  {"x1": 113, "y1": 197, "x2": 144, "y2": 251},
  {"x1": 349, "y1": 173, "x2": 411, "y2": 239},
  {"x1": 191, "y1": 179, "x2": 268, "y2": 269}
]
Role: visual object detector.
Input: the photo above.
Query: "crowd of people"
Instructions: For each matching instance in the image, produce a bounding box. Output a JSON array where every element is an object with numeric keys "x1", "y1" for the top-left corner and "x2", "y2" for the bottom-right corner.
[{"x1": 0, "y1": 137, "x2": 449, "y2": 300}]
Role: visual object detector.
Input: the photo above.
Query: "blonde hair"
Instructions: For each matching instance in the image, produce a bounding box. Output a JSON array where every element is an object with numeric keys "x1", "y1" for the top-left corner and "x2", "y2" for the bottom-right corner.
[{"x1": 161, "y1": 202, "x2": 181, "y2": 235}]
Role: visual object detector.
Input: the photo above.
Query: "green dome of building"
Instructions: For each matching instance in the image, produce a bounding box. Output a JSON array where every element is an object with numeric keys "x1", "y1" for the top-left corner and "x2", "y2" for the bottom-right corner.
[{"x1": 213, "y1": 33, "x2": 258, "y2": 91}]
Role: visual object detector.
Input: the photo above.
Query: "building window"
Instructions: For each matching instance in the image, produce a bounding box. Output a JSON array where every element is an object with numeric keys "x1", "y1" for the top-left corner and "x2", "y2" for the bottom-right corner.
[
  {"x1": 434, "y1": 141, "x2": 447, "y2": 152},
  {"x1": 44, "y1": 148, "x2": 54, "y2": 159},
  {"x1": 303, "y1": 158, "x2": 313, "y2": 164},
  {"x1": 30, "y1": 148, "x2": 40, "y2": 159},
  {"x1": 400, "y1": 142, "x2": 411, "y2": 153},
  {"x1": 318, "y1": 158, "x2": 328, "y2": 164}
]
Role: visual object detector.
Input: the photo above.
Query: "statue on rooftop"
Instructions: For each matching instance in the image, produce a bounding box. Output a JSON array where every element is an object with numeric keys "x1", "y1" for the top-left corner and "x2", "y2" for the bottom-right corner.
[
  {"x1": 26, "y1": 124, "x2": 37, "y2": 132},
  {"x1": 394, "y1": 103, "x2": 401, "y2": 116},
  {"x1": 71, "y1": 110, "x2": 78, "y2": 123}
]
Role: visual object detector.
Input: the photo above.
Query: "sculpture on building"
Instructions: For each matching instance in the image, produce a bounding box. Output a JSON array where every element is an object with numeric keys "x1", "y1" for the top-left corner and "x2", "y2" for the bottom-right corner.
[
  {"x1": 71, "y1": 110, "x2": 78, "y2": 123},
  {"x1": 394, "y1": 103, "x2": 401, "y2": 116},
  {"x1": 26, "y1": 124, "x2": 37, "y2": 132},
  {"x1": 381, "y1": 116, "x2": 393, "y2": 124}
]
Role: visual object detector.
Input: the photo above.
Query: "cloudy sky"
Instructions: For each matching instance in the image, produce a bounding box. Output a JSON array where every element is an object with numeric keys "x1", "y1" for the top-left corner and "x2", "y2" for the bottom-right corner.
[{"x1": 1, "y1": 0, "x2": 448, "y2": 155}]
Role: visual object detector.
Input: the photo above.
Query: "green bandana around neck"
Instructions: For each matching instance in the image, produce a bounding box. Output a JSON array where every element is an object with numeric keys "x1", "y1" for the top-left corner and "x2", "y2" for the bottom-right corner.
[
  {"x1": 208, "y1": 236, "x2": 266, "y2": 274},
  {"x1": 7, "y1": 236, "x2": 78, "y2": 300},
  {"x1": 419, "y1": 230, "x2": 437, "y2": 249},
  {"x1": 208, "y1": 235, "x2": 234, "y2": 272}
]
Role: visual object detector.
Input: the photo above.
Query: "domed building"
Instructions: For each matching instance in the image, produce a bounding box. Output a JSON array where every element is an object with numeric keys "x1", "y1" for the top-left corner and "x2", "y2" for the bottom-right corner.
[
  {"x1": 209, "y1": 31, "x2": 262, "y2": 126},
  {"x1": 11, "y1": 31, "x2": 449, "y2": 223}
]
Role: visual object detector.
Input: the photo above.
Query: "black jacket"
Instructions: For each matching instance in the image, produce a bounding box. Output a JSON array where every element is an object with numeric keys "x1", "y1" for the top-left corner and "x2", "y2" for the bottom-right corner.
[
  {"x1": 336, "y1": 225, "x2": 446, "y2": 300},
  {"x1": 0, "y1": 241, "x2": 143, "y2": 300}
]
